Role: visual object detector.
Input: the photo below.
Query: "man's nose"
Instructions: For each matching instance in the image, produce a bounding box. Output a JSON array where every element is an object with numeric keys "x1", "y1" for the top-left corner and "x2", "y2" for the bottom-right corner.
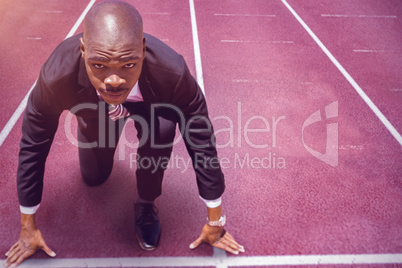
[{"x1": 104, "y1": 74, "x2": 126, "y2": 88}]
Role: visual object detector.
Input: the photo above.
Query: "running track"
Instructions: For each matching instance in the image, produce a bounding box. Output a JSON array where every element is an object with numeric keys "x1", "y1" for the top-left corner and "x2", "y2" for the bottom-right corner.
[{"x1": 0, "y1": 0, "x2": 401, "y2": 267}]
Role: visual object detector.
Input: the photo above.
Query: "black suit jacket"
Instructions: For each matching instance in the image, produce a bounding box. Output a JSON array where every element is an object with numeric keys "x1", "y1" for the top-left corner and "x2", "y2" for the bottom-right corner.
[{"x1": 17, "y1": 33, "x2": 225, "y2": 207}]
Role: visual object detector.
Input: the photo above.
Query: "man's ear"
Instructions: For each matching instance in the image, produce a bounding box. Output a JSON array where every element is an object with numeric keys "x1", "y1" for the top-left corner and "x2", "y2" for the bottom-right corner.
[
  {"x1": 142, "y1": 37, "x2": 146, "y2": 58},
  {"x1": 80, "y1": 37, "x2": 85, "y2": 58}
]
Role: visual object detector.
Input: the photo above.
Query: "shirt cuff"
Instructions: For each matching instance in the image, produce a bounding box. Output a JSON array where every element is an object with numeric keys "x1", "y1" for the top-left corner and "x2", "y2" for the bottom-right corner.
[
  {"x1": 199, "y1": 196, "x2": 222, "y2": 208},
  {"x1": 20, "y1": 204, "x2": 40, "y2": 215}
]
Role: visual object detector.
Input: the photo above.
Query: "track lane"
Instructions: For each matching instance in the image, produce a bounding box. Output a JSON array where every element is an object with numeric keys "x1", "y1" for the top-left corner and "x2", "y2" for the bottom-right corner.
[
  {"x1": 286, "y1": 0, "x2": 402, "y2": 136},
  {"x1": 0, "y1": 0, "x2": 90, "y2": 130},
  {"x1": 195, "y1": 0, "x2": 402, "y2": 257}
]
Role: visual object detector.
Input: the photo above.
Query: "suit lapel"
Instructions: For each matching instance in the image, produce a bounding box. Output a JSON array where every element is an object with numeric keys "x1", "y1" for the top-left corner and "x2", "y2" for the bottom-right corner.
[{"x1": 138, "y1": 61, "x2": 159, "y2": 111}]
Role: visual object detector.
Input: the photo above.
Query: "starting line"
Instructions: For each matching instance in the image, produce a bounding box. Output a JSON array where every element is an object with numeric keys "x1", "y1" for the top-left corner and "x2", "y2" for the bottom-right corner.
[{"x1": 11, "y1": 253, "x2": 402, "y2": 267}]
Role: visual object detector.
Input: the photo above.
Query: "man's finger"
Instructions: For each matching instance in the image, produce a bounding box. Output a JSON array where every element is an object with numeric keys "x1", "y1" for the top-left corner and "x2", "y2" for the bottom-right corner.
[
  {"x1": 213, "y1": 235, "x2": 245, "y2": 254},
  {"x1": 222, "y1": 232, "x2": 239, "y2": 245},
  {"x1": 212, "y1": 240, "x2": 240, "y2": 255},
  {"x1": 221, "y1": 237, "x2": 240, "y2": 251},
  {"x1": 220, "y1": 232, "x2": 245, "y2": 252},
  {"x1": 6, "y1": 245, "x2": 22, "y2": 265},
  {"x1": 5, "y1": 250, "x2": 21, "y2": 267},
  {"x1": 214, "y1": 237, "x2": 238, "y2": 253},
  {"x1": 5, "y1": 242, "x2": 19, "y2": 257},
  {"x1": 189, "y1": 235, "x2": 205, "y2": 249},
  {"x1": 224, "y1": 231, "x2": 236, "y2": 241},
  {"x1": 40, "y1": 242, "x2": 56, "y2": 258},
  {"x1": 221, "y1": 232, "x2": 245, "y2": 252},
  {"x1": 11, "y1": 250, "x2": 34, "y2": 268}
]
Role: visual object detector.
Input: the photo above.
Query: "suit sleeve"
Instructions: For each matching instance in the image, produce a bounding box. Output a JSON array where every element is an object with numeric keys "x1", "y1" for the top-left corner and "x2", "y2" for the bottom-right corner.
[
  {"x1": 17, "y1": 71, "x2": 62, "y2": 207},
  {"x1": 172, "y1": 57, "x2": 225, "y2": 201}
]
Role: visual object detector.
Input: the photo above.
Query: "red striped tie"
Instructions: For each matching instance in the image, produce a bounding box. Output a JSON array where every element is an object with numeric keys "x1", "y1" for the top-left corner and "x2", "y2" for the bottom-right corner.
[{"x1": 108, "y1": 104, "x2": 130, "y2": 121}]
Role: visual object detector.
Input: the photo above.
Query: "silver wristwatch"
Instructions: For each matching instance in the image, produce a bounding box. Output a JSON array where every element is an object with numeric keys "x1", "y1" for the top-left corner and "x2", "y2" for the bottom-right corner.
[{"x1": 207, "y1": 215, "x2": 226, "y2": 227}]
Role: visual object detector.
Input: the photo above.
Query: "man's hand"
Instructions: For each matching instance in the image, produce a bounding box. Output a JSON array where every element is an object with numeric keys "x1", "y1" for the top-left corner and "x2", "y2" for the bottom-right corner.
[
  {"x1": 4, "y1": 214, "x2": 55, "y2": 268},
  {"x1": 189, "y1": 224, "x2": 245, "y2": 254},
  {"x1": 189, "y1": 205, "x2": 244, "y2": 254}
]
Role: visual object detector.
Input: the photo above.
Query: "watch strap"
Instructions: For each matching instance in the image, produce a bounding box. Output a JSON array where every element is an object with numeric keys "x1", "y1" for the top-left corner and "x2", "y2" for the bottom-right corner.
[{"x1": 207, "y1": 215, "x2": 226, "y2": 227}]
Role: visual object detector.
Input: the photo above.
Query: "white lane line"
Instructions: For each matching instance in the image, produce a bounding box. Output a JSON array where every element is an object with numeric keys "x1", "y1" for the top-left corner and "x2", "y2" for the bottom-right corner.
[
  {"x1": 222, "y1": 40, "x2": 253, "y2": 43},
  {"x1": 189, "y1": 0, "x2": 205, "y2": 95},
  {"x1": 271, "y1": 40, "x2": 294, "y2": 44},
  {"x1": 214, "y1": 248, "x2": 227, "y2": 268},
  {"x1": 65, "y1": 0, "x2": 96, "y2": 41},
  {"x1": 232, "y1": 79, "x2": 266, "y2": 83},
  {"x1": 221, "y1": 40, "x2": 294, "y2": 44},
  {"x1": 321, "y1": 14, "x2": 397, "y2": 19},
  {"x1": 26, "y1": 37, "x2": 42, "y2": 40},
  {"x1": 0, "y1": 0, "x2": 96, "y2": 148},
  {"x1": 281, "y1": 0, "x2": 402, "y2": 146},
  {"x1": 13, "y1": 253, "x2": 402, "y2": 267},
  {"x1": 0, "y1": 82, "x2": 37, "y2": 148},
  {"x1": 43, "y1": 10, "x2": 63, "y2": 13},
  {"x1": 233, "y1": 79, "x2": 254, "y2": 83},
  {"x1": 214, "y1": 13, "x2": 276, "y2": 17},
  {"x1": 143, "y1": 12, "x2": 170, "y2": 15},
  {"x1": 354, "y1": 49, "x2": 396, "y2": 53},
  {"x1": 390, "y1": 89, "x2": 402, "y2": 92},
  {"x1": 339, "y1": 145, "x2": 364, "y2": 150}
]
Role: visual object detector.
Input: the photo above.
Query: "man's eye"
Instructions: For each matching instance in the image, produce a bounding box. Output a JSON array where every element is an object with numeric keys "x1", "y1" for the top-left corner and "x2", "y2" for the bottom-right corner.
[
  {"x1": 93, "y1": 64, "x2": 105, "y2": 69},
  {"x1": 124, "y1": 63, "x2": 136, "y2": 68}
]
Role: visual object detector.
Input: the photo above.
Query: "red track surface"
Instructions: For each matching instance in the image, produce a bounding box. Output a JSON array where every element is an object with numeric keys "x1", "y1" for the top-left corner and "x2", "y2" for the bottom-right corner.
[{"x1": 0, "y1": 0, "x2": 401, "y2": 267}]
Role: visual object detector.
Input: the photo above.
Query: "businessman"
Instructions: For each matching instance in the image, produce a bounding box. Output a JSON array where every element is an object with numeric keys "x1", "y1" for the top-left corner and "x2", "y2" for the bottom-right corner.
[{"x1": 4, "y1": 1, "x2": 244, "y2": 267}]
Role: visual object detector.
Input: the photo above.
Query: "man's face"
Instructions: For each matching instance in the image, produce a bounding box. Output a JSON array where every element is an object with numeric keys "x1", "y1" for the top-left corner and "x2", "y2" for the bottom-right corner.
[{"x1": 80, "y1": 36, "x2": 146, "y2": 105}]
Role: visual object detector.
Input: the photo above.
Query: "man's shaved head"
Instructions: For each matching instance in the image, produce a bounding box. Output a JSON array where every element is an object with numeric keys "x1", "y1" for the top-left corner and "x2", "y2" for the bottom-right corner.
[
  {"x1": 80, "y1": 1, "x2": 146, "y2": 105},
  {"x1": 83, "y1": 0, "x2": 143, "y2": 47}
]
